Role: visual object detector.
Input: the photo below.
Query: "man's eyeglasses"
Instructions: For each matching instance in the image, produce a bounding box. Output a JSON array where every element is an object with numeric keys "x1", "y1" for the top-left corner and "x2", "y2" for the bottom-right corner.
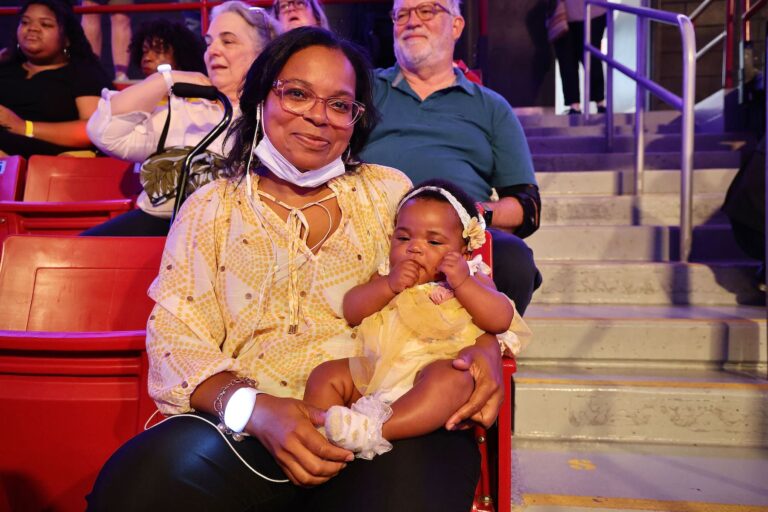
[
  {"x1": 272, "y1": 79, "x2": 366, "y2": 127},
  {"x1": 390, "y1": 2, "x2": 451, "y2": 25},
  {"x1": 276, "y1": 0, "x2": 307, "y2": 12}
]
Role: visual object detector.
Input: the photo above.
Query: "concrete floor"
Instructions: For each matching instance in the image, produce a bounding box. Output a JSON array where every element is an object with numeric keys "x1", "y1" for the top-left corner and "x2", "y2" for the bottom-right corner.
[{"x1": 511, "y1": 439, "x2": 768, "y2": 511}]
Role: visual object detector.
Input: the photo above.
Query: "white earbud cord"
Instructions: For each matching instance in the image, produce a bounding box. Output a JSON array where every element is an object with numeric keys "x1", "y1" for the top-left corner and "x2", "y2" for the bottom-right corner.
[{"x1": 143, "y1": 410, "x2": 289, "y2": 483}]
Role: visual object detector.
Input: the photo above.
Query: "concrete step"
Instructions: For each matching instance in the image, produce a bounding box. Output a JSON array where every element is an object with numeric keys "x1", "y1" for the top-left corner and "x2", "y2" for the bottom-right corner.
[
  {"x1": 513, "y1": 366, "x2": 768, "y2": 447},
  {"x1": 541, "y1": 193, "x2": 728, "y2": 226},
  {"x1": 527, "y1": 225, "x2": 749, "y2": 262},
  {"x1": 511, "y1": 439, "x2": 768, "y2": 511},
  {"x1": 534, "y1": 261, "x2": 764, "y2": 306},
  {"x1": 527, "y1": 133, "x2": 748, "y2": 154},
  {"x1": 533, "y1": 151, "x2": 741, "y2": 172},
  {"x1": 537, "y1": 168, "x2": 737, "y2": 196},
  {"x1": 523, "y1": 124, "x2": 690, "y2": 137},
  {"x1": 517, "y1": 111, "x2": 682, "y2": 130},
  {"x1": 522, "y1": 304, "x2": 766, "y2": 373}
]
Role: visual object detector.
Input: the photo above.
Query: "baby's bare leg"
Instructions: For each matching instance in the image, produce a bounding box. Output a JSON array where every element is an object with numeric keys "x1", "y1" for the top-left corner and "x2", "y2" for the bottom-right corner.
[
  {"x1": 303, "y1": 359, "x2": 363, "y2": 410},
  {"x1": 382, "y1": 359, "x2": 474, "y2": 441}
]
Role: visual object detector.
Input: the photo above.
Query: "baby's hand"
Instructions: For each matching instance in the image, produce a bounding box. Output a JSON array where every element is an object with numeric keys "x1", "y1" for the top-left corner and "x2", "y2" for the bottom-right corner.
[
  {"x1": 438, "y1": 252, "x2": 470, "y2": 290},
  {"x1": 387, "y1": 259, "x2": 421, "y2": 294}
]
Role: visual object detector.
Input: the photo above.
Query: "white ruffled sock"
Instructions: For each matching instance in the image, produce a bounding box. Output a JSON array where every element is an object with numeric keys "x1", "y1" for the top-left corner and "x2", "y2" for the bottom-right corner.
[{"x1": 324, "y1": 395, "x2": 393, "y2": 460}]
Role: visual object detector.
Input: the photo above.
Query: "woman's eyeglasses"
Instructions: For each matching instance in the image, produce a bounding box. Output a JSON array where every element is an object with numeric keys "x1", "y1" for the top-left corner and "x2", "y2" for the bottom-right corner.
[
  {"x1": 390, "y1": 2, "x2": 451, "y2": 25},
  {"x1": 272, "y1": 79, "x2": 366, "y2": 127},
  {"x1": 277, "y1": 0, "x2": 307, "y2": 12}
]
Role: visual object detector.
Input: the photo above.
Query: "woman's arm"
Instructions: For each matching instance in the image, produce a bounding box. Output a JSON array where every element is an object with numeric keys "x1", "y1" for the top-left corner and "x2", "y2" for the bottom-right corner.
[
  {"x1": 0, "y1": 95, "x2": 98, "y2": 148},
  {"x1": 190, "y1": 371, "x2": 354, "y2": 486},
  {"x1": 86, "y1": 70, "x2": 216, "y2": 162},
  {"x1": 439, "y1": 252, "x2": 513, "y2": 333},
  {"x1": 108, "y1": 70, "x2": 211, "y2": 116}
]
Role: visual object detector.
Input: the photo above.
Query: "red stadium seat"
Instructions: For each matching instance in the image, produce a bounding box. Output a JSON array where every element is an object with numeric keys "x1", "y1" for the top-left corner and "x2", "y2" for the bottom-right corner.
[
  {"x1": 0, "y1": 230, "x2": 514, "y2": 511},
  {"x1": 0, "y1": 156, "x2": 141, "y2": 248},
  {"x1": 0, "y1": 155, "x2": 27, "y2": 201},
  {"x1": 472, "y1": 231, "x2": 516, "y2": 512},
  {"x1": 0, "y1": 235, "x2": 165, "y2": 512}
]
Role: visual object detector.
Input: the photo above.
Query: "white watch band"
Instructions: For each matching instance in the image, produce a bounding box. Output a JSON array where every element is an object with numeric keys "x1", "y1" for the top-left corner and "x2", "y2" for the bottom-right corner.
[
  {"x1": 223, "y1": 387, "x2": 261, "y2": 433},
  {"x1": 157, "y1": 63, "x2": 174, "y2": 94}
]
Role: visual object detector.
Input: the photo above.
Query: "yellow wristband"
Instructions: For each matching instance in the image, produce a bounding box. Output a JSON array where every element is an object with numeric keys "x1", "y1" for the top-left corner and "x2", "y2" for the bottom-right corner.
[{"x1": 24, "y1": 120, "x2": 34, "y2": 138}]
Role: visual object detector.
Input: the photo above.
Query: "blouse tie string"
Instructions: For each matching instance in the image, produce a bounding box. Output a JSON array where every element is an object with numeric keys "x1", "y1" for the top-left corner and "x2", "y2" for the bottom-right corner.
[{"x1": 257, "y1": 190, "x2": 337, "y2": 334}]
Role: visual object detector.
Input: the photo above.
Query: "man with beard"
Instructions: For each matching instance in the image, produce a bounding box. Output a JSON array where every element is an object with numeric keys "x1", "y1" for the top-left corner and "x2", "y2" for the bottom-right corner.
[{"x1": 359, "y1": 0, "x2": 542, "y2": 315}]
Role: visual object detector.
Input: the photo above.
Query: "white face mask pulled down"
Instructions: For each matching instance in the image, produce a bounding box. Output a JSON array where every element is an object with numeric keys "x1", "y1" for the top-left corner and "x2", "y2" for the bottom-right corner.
[{"x1": 253, "y1": 133, "x2": 346, "y2": 189}]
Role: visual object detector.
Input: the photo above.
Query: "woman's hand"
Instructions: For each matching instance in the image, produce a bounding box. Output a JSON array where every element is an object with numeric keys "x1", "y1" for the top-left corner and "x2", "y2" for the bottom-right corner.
[
  {"x1": 249, "y1": 394, "x2": 354, "y2": 487},
  {"x1": 445, "y1": 333, "x2": 503, "y2": 430},
  {"x1": 0, "y1": 105, "x2": 24, "y2": 135}
]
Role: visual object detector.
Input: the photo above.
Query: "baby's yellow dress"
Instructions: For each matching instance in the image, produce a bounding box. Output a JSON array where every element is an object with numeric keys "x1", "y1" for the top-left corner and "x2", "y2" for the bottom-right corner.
[{"x1": 349, "y1": 282, "x2": 530, "y2": 404}]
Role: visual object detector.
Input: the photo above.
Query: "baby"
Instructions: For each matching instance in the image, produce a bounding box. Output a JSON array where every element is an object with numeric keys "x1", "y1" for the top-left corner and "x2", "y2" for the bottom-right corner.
[{"x1": 304, "y1": 179, "x2": 531, "y2": 459}]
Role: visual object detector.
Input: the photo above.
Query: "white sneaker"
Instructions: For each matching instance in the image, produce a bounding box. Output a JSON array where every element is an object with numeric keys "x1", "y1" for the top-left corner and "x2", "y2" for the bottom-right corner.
[{"x1": 325, "y1": 395, "x2": 393, "y2": 460}]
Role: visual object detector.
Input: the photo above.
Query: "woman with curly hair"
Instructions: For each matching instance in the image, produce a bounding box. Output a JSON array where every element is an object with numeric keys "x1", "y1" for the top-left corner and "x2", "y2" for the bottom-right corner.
[
  {"x1": 0, "y1": 0, "x2": 110, "y2": 157},
  {"x1": 129, "y1": 18, "x2": 206, "y2": 78}
]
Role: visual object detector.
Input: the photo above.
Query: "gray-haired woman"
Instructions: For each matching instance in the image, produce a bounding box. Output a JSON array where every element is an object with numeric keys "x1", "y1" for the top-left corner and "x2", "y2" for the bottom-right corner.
[{"x1": 83, "y1": 1, "x2": 280, "y2": 236}]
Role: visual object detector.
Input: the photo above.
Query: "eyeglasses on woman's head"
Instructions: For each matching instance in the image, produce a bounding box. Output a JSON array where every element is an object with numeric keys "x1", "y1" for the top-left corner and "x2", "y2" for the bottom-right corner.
[{"x1": 276, "y1": 0, "x2": 307, "y2": 12}]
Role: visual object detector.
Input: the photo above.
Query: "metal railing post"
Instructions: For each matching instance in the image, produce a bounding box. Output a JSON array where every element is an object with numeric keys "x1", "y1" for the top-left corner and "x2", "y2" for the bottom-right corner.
[
  {"x1": 584, "y1": 0, "x2": 696, "y2": 260},
  {"x1": 726, "y1": 0, "x2": 736, "y2": 88},
  {"x1": 584, "y1": 3, "x2": 592, "y2": 121},
  {"x1": 201, "y1": 0, "x2": 210, "y2": 34},
  {"x1": 606, "y1": 10, "x2": 614, "y2": 150},
  {"x1": 635, "y1": 15, "x2": 647, "y2": 195},
  {"x1": 679, "y1": 14, "x2": 696, "y2": 262}
]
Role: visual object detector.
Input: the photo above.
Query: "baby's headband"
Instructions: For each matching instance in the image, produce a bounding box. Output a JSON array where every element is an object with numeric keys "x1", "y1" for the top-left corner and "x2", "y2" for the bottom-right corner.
[{"x1": 397, "y1": 186, "x2": 487, "y2": 251}]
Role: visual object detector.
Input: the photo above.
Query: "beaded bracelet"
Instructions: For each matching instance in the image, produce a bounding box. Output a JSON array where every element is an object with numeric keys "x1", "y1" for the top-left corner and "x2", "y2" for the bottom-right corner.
[{"x1": 213, "y1": 377, "x2": 258, "y2": 441}]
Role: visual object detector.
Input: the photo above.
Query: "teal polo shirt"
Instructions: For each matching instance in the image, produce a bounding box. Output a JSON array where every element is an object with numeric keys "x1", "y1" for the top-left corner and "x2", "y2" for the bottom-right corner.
[{"x1": 359, "y1": 65, "x2": 536, "y2": 202}]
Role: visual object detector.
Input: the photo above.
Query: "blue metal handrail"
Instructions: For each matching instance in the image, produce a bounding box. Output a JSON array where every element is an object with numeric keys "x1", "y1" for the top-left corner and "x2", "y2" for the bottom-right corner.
[{"x1": 584, "y1": 0, "x2": 696, "y2": 262}]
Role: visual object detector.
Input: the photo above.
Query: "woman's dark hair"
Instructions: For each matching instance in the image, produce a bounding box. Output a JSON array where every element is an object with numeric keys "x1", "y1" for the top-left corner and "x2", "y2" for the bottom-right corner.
[
  {"x1": 400, "y1": 179, "x2": 479, "y2": 222},
  {"x1": 224, "y1": 26, "x2": 378, "y2": 176},
  {"x1": 2, "y1": 0, "x2": 104, "y2": 71},
  {"x1": 129, "y1": 19, "x2": 206, "y2": 74}
]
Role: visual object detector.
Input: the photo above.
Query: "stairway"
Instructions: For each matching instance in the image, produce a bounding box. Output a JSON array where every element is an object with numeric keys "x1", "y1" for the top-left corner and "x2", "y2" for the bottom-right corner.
[{"x1": 511, "y1": 110, "x2": 768, "y2": 512}]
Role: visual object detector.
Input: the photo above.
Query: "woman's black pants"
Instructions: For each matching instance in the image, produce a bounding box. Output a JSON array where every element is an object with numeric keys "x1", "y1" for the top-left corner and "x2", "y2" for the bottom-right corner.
[
  {"x1": 554, "y1": 14, "x2": 608, "y2": 106},
  {"x1": 86, "y1": 413, "x2": 481, "y2": 512}
]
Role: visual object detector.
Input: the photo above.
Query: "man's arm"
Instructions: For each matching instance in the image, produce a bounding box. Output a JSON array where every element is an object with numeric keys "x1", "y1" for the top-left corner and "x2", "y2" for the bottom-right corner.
[
  {"x1": 481, "y1": 184, "x2": 541, "y2": 238},
  {"x1": 485, "y1": 89, "x2": 541, "y2": 238}
]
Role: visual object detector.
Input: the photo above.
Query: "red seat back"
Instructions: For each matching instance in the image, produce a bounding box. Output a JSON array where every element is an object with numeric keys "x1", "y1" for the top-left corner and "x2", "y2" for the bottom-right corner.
[
  {"x1": 0, "y1": 155, "x2": 27, "y2": 201},
  {"x1": 0, "y1": 235, "x2": 165, "y2": 511},
  {"x1": 0, "y1": 235, "x2": 164, "y2": 331},
  {"x1": 24, "y1": 155, "x2": 140, "y2": 202}
]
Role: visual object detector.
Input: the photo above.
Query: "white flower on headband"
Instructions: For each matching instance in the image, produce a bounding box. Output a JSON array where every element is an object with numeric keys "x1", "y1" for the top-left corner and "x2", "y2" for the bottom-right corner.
[{"x1": 464, "y1": 217, "x2": 486, "y2": 251}]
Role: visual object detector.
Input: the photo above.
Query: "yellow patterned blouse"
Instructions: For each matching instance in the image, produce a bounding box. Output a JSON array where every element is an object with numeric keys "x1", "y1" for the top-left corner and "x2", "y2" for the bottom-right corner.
[{"x1": 146, "y1": 163, "x2": 412, "y2": 415}]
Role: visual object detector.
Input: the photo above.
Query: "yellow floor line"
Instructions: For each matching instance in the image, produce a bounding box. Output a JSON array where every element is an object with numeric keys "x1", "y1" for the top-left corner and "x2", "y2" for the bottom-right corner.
[
  {"x1": 521, "y1": 494, "x2": 768, "y2": 512},
  {"x1": 515, "y1": 378, "x2": 768, "y2": 390}
]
